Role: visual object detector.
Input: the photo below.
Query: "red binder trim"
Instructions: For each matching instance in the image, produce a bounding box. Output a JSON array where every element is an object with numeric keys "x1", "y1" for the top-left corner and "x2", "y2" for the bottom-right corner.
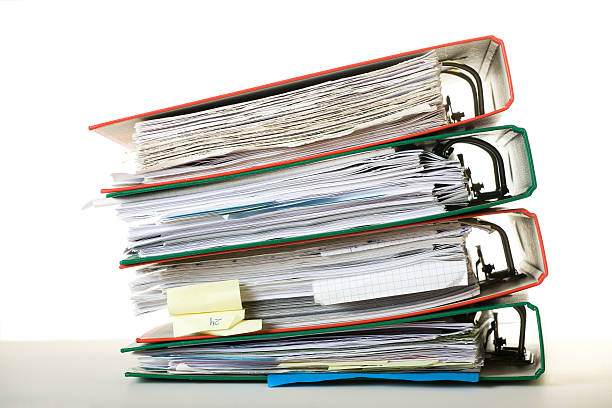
[
  {"x1": 134, "y1": 208, "x2": 546, "y2": 343},
  {"x1": 93, "y1": 35, "x2": 513, "y2": 195}
]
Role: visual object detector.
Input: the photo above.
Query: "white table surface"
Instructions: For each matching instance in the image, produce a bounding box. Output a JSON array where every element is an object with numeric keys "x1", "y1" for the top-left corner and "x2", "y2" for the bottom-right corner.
[{"x1": 1, "y1": 338, "x2": 611, "y2": 408}]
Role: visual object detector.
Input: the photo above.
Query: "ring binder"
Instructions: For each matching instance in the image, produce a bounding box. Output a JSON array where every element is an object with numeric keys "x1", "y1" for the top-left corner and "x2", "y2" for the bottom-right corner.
[
  {"x1": 122, "y1": 299, "x2": 545, "y2": 383},
  {"x1": 128, "y1": 207, "x2": 547, "y2": 343},
  {"x1": 116, "y1": 125, "x2": 536, "y2": 268},
  {"x1": 91, "y1": 36, "x2": 514, "y2": 197}
]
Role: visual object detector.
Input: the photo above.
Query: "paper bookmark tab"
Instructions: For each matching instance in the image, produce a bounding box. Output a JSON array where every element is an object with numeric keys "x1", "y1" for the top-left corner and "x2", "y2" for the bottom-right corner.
[
  {"x1": 198, "y1": 319, "x2": 262, "y2": 336},
  {"x1": 172, "y1": 309, "x2": 246, "y2": 337},
  {"x1": 166, "y1": 280, "x2": 242, "y2": 315}
]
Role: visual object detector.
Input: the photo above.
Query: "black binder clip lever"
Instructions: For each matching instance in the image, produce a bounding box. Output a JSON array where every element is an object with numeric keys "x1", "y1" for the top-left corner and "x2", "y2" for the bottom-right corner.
[
  {"x1": 444, "y1": 96, "x2": 465, "y2": 124},
  {"x1": 485, "y1": 306, "x2": 533, "y2": 365},
  {"x1": 433, "y1": 137, "x2": 510, "y2": 204},
  {"x1": 441, "y1": 61, "x2": 485, "y2": 120},
  {"x1": 465, "y1": 218, "x2": 518, "y2": 285}
]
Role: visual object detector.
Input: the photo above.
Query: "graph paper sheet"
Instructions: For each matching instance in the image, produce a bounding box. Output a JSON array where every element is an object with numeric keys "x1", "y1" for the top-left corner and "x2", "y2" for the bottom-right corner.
[{"x1": 312, "y1": 260, "x2": 468, "y2": 305}]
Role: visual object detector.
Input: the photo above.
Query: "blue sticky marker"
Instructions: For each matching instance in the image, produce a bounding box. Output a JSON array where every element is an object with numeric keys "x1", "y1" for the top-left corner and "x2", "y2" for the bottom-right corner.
[{"x1": 267, "y1": 372, "x2": 479, "y2": 387}]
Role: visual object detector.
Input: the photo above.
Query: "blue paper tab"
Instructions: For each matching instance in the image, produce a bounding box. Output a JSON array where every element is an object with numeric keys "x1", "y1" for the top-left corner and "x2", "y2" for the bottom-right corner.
[{"x1": 267, "y1": 372, "x2": 479, "y2": 387}]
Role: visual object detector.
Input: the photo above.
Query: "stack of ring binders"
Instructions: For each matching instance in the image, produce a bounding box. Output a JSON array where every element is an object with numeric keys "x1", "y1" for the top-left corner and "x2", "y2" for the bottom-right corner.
[{"x1": 91, "y1": 35, "x2": 547, "y2": 386}]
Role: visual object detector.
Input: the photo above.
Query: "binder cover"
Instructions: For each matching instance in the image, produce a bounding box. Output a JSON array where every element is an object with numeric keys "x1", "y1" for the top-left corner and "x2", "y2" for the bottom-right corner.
[
  {"x1": 123, "y1": 299, "x2": 544, "y2": 382},
  {"x1": 92, "y1": 35, "x2": 513, "y2": 197},
  {"x1": 119, "y1": 125, "x2": 536, "y2": 267},
  {"x1": 131, "y1": 207, "x2": 547, "y2": 343}
]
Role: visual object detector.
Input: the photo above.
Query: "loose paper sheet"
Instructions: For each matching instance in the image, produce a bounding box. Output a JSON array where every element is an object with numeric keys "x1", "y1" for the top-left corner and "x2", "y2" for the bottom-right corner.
[
  {"x1": 277, "y1": 359, "x2": 440, "y2": 370},
  {"x1": 313, "y1": 260, "x2": 468, "y2": 305}
]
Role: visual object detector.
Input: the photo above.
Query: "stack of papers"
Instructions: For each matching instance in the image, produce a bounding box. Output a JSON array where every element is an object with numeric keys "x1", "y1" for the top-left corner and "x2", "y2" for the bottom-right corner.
[
  {"x1": 113, "y1": 50, "x2": 446, "y2": 185},
  {"x1": 91, "y1": 36, "x2": 548, "y2": 385},
  {"x1": 118, "y1": 147, "x2": 469, "y2": 261},
  {"x1": 131, "y1": 221, "x2": 480, "y2": 330},
  {"x1": 92, "y1": 43, "x2": 504, "y2": 383},
  {"x1": 132, "y1": 314, "x2": 491, "y2": 376}
]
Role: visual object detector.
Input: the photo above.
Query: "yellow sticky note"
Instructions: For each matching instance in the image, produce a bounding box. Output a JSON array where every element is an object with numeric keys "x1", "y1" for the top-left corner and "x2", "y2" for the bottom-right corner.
[
  {"x1": 198, "y1": 319, "x2": 262, "y2": 337},
  {"x1": 172, "y1": 309, "x2": 245, "y2": 337},
  {"x1": 166, "y1": 280, "x2": 242, "y2": 315}
]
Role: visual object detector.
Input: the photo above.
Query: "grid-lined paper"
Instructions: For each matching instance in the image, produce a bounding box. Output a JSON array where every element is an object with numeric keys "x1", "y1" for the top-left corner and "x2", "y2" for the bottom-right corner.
[{"x1": 312, "y1": 260, "x2": 468, "y2": 305}]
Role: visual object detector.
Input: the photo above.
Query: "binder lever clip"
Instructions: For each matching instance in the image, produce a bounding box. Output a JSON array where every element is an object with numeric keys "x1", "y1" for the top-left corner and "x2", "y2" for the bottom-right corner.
[
  {"x1": 468, "y1": 219, "x2": 518, "y2": 284},
  {"x1": 441, "y1": 61, "x2": 485, "y2": 121},
  {"x1": 485, "y1": 306, "x2": 533, "y2": 365},
  {"x1": 463, "y1": 218, "x2": 523, "y2": 294},
  {"x1": 433, "y1": 137, "x2": 510, "y2": 204}
]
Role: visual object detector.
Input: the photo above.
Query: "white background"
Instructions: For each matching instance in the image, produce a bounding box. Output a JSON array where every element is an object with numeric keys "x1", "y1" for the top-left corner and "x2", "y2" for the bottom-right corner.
[{"x1": 0, "y1": 0, "x2": 610, "y2": 342}]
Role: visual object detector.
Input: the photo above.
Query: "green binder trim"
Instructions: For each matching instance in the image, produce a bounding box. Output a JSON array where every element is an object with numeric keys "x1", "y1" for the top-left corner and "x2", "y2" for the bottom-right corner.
[
  {"x1": 119, "y1": 125, "x2": 536, "y2": 266},
  {"x1": 125, "y1": 373, "x2": 267, "y2": 381},
  {"x1": 123, "y1": 301, "x2": 544, "y2": 382}
]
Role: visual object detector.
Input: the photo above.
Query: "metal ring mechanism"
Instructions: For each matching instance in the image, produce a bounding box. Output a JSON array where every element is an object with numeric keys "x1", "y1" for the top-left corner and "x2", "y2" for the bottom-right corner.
[
  {"x1": 440, "y1": 61, "x2": 485, "y2": 122},
  {"x1": 433, "y1": 136, "x2": 509, "y2": 204},
  {"x1": 482, "y1": 306, "x2": 533, "y2": 365}
]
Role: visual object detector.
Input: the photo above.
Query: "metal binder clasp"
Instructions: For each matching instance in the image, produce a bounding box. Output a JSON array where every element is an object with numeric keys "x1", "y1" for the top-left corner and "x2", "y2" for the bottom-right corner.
[
  {"x1": 441, "y1": 61, "x2": 485, "y2": 121},
  {"x1": 485, "y1": 306, "x2": 533, "y2": 364},
  {"x1": 465, "y1": 218, "x2": 518, "y2": 285},
  {"x1": 433, "y1": 136, "x2": 509, "y2": 204}
]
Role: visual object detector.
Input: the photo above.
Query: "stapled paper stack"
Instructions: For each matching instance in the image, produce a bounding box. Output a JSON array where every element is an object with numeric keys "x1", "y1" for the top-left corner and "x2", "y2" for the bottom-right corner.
[{"x1": 91, "y1": 36, "x2": 548, "y2": 386}]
